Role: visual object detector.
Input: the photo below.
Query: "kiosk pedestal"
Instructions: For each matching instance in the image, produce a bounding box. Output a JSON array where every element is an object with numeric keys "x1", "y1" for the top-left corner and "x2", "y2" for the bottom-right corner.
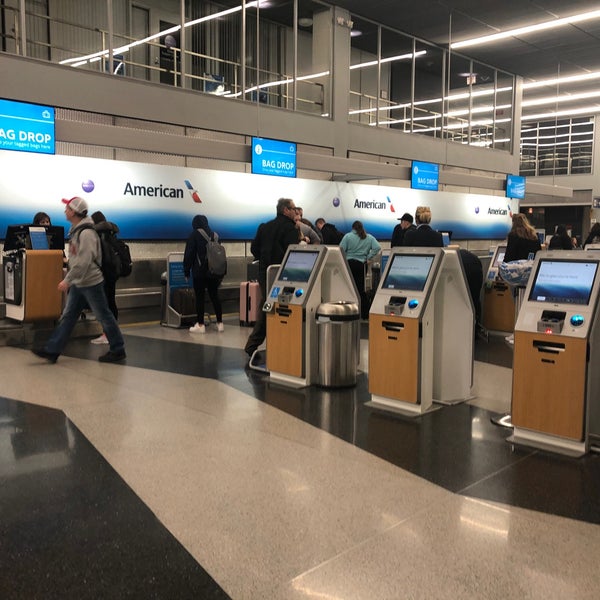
[
  {"x1": 264, "y1": 246, "x2": 359, "y2": 388},
  {"x1": 482, "y1": 244, "x2": 515, "y2": 333},
  {"x1": 4, "y1": 250, "x2": 63, "y2": 322},
  {"x1": 509, "y1": 251, "x2": 600, "y2": 456},
  {"x1": 368, "y1": 248, "x2": 474, "y2": 415},
  {"x1": 161, "y1": 252, "x2": 196, "y2": 328}
]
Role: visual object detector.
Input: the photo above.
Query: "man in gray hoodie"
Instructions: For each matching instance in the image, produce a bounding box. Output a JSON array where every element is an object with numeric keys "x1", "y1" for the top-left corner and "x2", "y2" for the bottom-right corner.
[{"x1": 32, "y1": 197, "x2": 126, "y2": 363}]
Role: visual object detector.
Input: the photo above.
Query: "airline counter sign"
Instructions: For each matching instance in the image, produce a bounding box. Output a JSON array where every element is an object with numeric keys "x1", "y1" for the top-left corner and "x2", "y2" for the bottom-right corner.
[
  {"x1": 0, "y1": 98, "x2": 55, "y2": 155},
  {"x1": 252, "y1": 137, "x2": 297, "y2": 178}
]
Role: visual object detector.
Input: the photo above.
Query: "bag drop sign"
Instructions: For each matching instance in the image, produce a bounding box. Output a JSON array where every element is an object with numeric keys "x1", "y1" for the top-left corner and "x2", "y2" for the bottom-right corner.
[{"x1": 0, "y1": 99, "x2": 55, "y2": 155}]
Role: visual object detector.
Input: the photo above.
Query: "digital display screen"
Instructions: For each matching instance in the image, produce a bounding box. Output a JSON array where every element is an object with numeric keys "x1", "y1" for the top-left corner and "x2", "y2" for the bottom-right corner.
[
  {"x1": 506, "y1": 174, "x2": 526, "y2": 199},
  {"x1": 382, "y1": 254, "x2": 435, "y2": 292},
  {"x1": 441, "y1": 232, "x2": 450, "y2": 247},
  {"x1": 0, "y1": 98, "x2": 55, "y2": 154},
  {"x1": 28, "y1": 227, "x2": 49, "y2": 250},
  {"x1": 492, "y1": 245, "x2": 507, "y2": 268},
  {"x1": 279, "y1": 250, "x2": 319, "y2": 283},
  {"x1": 411, "y1": 160, "x2": 439, "y2": 191},
  {"x1": 529, "y1": 259, "x2": 598, "y2": 305},
  {"x1": 251, "y1": 137, "x2": 297, "y2": 178}
]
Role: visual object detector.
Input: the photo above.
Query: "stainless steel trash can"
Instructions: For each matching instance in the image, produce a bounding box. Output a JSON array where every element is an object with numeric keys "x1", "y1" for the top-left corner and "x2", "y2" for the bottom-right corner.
[{"x1": 316, "y1": 301, "x2": 360, "y2": 387}]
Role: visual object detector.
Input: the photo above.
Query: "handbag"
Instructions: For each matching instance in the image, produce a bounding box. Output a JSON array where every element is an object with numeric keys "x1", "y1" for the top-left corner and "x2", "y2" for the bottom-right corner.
[{"x1": 499, "y1": 259, "x2": 534, "y2": 287}]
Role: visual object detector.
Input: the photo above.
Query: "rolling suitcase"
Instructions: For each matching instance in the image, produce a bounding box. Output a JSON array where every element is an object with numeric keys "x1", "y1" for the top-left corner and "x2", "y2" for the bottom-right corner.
[
  {"x1": 171, "y1": 287, "x2": 196, "y2": 317},
  {"x1": 247, "y1": 260, "x2": 260, "y2": 282},
  {"x1": 240, "y1": 281, "x2": 260, "y2": 326}
]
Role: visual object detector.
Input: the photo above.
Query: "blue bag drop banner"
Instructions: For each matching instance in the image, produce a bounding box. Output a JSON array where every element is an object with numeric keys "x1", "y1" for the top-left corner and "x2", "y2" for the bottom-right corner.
[
  {"x1": 411, "y1": 161, "x2": 439, "y2": 191},
  {"x1": 0, "y1": 98, "x2": 55, "y2": 155},
  {"x1": 251, "y1": 137, "x2": 297, "y2": 178},
  {"x1": 506, "y1": 174, "x2": 526, "y2": 199},
  {"x1": 0, "y1": 152, "x2": 516, "y2": 241}
]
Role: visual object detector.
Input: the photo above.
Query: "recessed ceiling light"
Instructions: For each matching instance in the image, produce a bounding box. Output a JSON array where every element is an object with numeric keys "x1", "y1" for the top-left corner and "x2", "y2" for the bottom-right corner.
[
  {"x1": 451, "y1": 8, "x2": 600, "y2": 49},
  {"x1": 350, "y1": 30, "x2": 362, "y2": 37},
  {"x1": 298, "y1": 17, "x2": 313, "y2": 28}
]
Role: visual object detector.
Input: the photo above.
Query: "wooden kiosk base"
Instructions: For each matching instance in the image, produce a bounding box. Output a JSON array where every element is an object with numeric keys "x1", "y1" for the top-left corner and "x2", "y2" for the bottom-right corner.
[{"x1": 5, "y1": 250, "x2": 64, "y2": 322}]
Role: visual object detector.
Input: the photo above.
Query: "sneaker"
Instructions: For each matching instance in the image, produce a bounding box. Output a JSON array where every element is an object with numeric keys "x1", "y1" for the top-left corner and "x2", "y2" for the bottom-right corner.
[
  {"x1": 189, "y1": 323, "x2": 206, "y2": 333},
  {"x1": 98, "y1": 350, "x2": 126, "y2": 363},
  {"x1": 31, "y1": 348, "x2": 59, "y2": 364},
  {"x1": 217, "y1": 322, "x2": 224, "y2": 332},
  {"x1": 91, "y1": 334, "x2": 109, "y2": 345}
]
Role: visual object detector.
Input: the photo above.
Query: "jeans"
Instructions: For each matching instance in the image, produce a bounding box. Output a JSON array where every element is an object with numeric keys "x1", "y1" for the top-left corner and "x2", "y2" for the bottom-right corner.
[{"x1": 45, "y1": 281, "x2": 125, "y2": 355}]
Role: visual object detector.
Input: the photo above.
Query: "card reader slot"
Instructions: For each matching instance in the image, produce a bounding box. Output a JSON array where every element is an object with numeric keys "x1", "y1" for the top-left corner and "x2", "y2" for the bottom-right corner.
[
  {"x1": 276, "y1": 306, "x2": 293, "y2": 317},
  {"x1": 533, "y1": 340, "x2": 565, "y2": 354},
  {"x1": 381, "y1": 321, "x2": 404, "y2": 332}
]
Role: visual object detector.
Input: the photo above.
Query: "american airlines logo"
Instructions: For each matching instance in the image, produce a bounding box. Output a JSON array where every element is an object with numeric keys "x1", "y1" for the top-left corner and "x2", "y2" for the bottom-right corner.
[
  {"x1": 488, "y1": 207, "x2": 509, "y2": 216},
  {"x1": 121, "y1": 179, "x2": 202, "y2": 202}
]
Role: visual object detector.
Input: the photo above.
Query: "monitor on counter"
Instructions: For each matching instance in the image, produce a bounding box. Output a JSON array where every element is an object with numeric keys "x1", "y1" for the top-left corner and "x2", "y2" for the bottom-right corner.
[
  {"x1": 3, "y1": 224, "x2": 29, "y2": 251},
  {"x1": 279, "y1": 250, "x2": 320, "y2": 283},
  {"x1": 441, "y1": 231, "x2": 451, "y2": 247},
  {"x1": 28, "y1": 227, "x2": 49, "y2": 250},
  {"x1": 528, "y1": 259, "x2": 599, "y2": 305},
  {"x1": 492, "y1": 245, "x2": 507, "y2": 268},
  {"x1": 381, "y1": 253, "x2": 435, "y2": 292},
  {"x1": 2, "y1": 224, "x2": 64, "y2": 251}
]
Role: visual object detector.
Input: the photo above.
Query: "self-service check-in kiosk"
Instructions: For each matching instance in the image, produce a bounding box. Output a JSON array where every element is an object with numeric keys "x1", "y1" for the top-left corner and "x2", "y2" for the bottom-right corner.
[
  {"x1": 482, "y1": 244, "x2": 515, "y2": 333},
  {"x1": 510, "y1": 251, "x2": 600, "y2": 456},
  {"x1": 263, "y1": 245, "x2": 359, "y2": 388},
  {"x1": 368, "y1": 247, "x2": 474, "y2": 415},
  {"x1": 3, "y1": 225, "x2": 64, "y2": 322}
]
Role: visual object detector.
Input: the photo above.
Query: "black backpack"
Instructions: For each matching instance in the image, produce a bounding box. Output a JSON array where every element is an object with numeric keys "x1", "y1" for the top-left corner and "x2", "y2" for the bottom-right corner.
[
  {"x1": 99, "y1": 231, "x2": 133, "y2": 280},
  {"x1": 80, "y1": 225, "x2": 133, "y2": 280}
]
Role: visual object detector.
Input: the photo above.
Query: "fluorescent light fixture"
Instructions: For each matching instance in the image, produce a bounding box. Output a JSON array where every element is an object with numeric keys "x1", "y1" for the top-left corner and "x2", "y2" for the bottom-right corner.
[
  {"x1": 451, "y1": 9, "x2": 600, "y2": 49},
  {"x1": 60, "y1": 2, "x2": 260, "y2": 66},
  {"x1": 521, "y1": 130, "x2": 593, "y2": 141},
  {"x1": 523, "y1": 89, "x2": 600, "y2": 107},
  {"x1": 522, "y1": 105, "x2": 600, "y2": 120},
  {"x1": 524, "y1": 70, "x2": 600, "y2": 90},
  {"x1": 520, "y1": 139, "x2": 593, "y2": 147},
  {"x1": 350, "y1": 50, "x2": 426, "y2": 70}
]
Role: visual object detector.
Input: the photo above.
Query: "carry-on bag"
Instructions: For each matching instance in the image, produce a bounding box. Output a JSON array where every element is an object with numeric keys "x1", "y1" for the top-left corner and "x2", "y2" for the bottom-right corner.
[
  {"x1": 239, "y1": 281, "x2": 260, "y2": 326},
  {"x1": 171, "y1": 287, "x2": 196, "y2": 317}
]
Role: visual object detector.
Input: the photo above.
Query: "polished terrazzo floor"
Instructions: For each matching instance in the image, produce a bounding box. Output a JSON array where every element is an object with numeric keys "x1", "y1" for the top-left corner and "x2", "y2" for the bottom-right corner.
[{"x1": 1, "y1": 318, "x2": 599, "y2": 599}]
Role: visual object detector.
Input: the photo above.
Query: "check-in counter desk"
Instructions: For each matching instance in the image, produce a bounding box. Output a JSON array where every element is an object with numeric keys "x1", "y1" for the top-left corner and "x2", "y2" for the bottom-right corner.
[
  {"x1": 368, "y1": 248, "x2": 474, "y2": 415},
  {"x1": 482, "y1": 243, "x2": 515, "y2": 333},
  {"x1": 3, "y1": 250, "x2": 64, "y2": 322},
  {"x1": 263, "y1": 245, "x2": 359, "y2": 388},
  {"x1": 510, "y1": 251, "x2": 600, "y2": 456}
]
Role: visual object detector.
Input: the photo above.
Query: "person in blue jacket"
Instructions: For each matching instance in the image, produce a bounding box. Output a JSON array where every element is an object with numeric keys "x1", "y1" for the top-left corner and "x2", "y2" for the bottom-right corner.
[{"x1": 340, "y1": 220, "x2": 381, "y2": 319}]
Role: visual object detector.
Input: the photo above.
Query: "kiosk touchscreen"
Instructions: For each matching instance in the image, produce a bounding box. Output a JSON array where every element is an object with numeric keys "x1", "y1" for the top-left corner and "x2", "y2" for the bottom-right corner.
[
  {"x1": 381, "y1": 253, "x2": 435, "y2": 294},
  {"x1": 510, "y1": 251, "x2": 600, "y2": 455},
  {"x1": 369, "y1": 247, "x2": 474, "y2": 414},
  {"x1": 263, "y1": 245, "x2": 359, "y2": 388},
  {"x1": 270, "y1": 249, "x2": 321, "y2": 301}
]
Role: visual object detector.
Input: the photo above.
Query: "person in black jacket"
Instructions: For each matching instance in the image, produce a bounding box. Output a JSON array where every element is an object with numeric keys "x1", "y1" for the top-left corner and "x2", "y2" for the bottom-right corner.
[
  {"x1": 391, "y1": 212, "x2": 416, "y2": 247},
  {"x1": 504, "y1": 213, "x2": 541, "y2": 262},
  {"x1": 583, "y1": 223, "x2": 600, "y2": 248},
  {"x1": 403, "y1": 206, "x2": 443, "y2": 247},
  {"x1": 90, "y1": 210, "x2": 121, "y2": 344},
  {"x1": 184, "y1": 214, "x2": 224, "y2": 334},
  {"x1": 244, "y1": 198, "x2": 300, "y2": 356},
  {"x1": 315, "y1": 218, "x2": 344, "y2": 245},
  {"x1": 548, "y1": 225, "x2": 573, "y2": 250}
]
